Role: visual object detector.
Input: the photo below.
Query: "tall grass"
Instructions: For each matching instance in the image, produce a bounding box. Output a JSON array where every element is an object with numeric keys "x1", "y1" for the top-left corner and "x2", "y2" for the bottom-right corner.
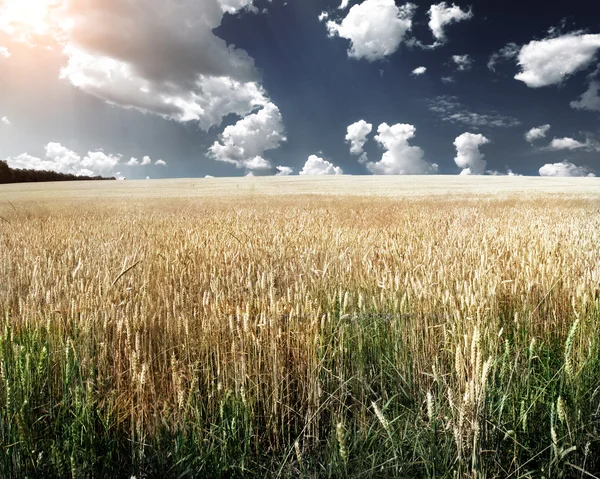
[{"x1": 0, "y1": 195, "x2": 599, "y2": 477}]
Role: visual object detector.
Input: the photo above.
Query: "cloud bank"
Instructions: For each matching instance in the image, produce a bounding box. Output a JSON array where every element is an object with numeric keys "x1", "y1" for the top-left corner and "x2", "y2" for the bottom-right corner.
[
  {"x1": 4, "y1": 142, "x2": 125, "y2": 176},
  {"x1": 539, "y1": 161, "x2": 595, "y2": 177}
]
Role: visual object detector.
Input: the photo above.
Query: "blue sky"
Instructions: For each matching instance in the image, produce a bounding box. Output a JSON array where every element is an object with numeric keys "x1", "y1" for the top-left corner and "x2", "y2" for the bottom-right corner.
[{"x1": 0, "y1": 0, "x2": 599, "y2": 178}]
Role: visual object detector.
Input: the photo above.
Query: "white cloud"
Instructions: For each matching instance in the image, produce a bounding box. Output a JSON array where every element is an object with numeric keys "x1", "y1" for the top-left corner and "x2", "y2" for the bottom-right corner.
[
  {"x1": 0, "y1": 46, "x2": 9, "y2": 58},
  {"x1": 571, "y1": 80, "x2": 600, "y2": 112},
  {"x1": 275, "y1": 165, "x2": 293, "y2": 176},
  {"x1": 428, "y1": 2, "x2": 472, "y2": 44},
  {"x1": 427, "y1": 96, "x2": 521, "y2": 128},
  {"x1": 318, "y1": 11, "x2": 329, "y2": 22},
  {"x1": 205, "y1": 175, "x2": 215, "y2": 178},
  {"x1": 452, "y1": 54, "x2": 473, "y2": 71},
  {"x1": 412, "y1": 66, "x2": 427, "y2": 76},
  {"x1": 80, "y1": 150, "x2": 121, "y2": 174},
  {"x1": 366, "y1": 123, "x2": 439, "y2": 175},
  {"x1": 155, "y1": 159, "x2": 167, "y2": 166},
  {"x1": 326, "y1": 0, "x2": 416, "y2": 61},
  {"x1": 441, "y1": 76, "x2": 455, "y2": 84},
  {"x1": 218, "y1": 0, "x2": 258, "y2": 14},
  {"x1": 549, "y1": 137, "x2": 589, "y2": 150},
  {"x1": 487, "y1": 168, "x2": 521, "y2": 176},
  {"x1": 487, "y1": 43, "x2": 519, "y2": 72},
  {"x1": 339, "y1": 0, "x2": 351, "y2": 9},
  {"x1": 4, "y1": 0, "x2": 277, "y2": 132},
  {"x1": 1, "y1": 116, "x2": 10, "y2": 125},
  {"x1": 209, "y1": 102, "x2": 286, "y2": 171},
  {"x1": 345, "y1": 120, "x2": 373, "y2": 155},
  {"x1": 525, "y1": 124, "x2": 551, "y2": 143},
  {"x1": 539, "y1": 161, "x2": 595, "y2": 177},
  {"x1": 60, "y1": 46, "x2": 268, "y2": 129},
  {"x1": 546, "y1": 136, "x2": 600, "y2": 152},
  {"x1": 6, "y1": 153, "x2": 95, "y2": 176},
  {"x1": 300, "y1": 155, "x2": 344, "y2": 175},
  {"x1": 141, "y1": 156, "x2": 152, "y2": 166},
  {"x1": 127, "y1": 157, "x2": 140, "y2": 166},
  {"x1": 514, "y1": 33, "x2": 600, "y2": 88},
  {"x1": 4, "y1": 142, "x2": 122, "y2": 176},
  {"x1": 453, "y1": 132, "x2": 490, "y2": 175}
]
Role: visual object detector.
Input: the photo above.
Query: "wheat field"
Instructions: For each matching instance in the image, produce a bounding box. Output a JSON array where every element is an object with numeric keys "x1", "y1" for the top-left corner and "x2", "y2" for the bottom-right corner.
[{"x1": 1, "y1": 178, "x2": 599, "y2": 478}]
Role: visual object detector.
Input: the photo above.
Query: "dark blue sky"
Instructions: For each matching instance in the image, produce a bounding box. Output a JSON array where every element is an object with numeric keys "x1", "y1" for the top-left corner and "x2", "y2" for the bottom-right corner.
[{"x1": 0, "y1": 0, "x2": 599, "y2": 178}]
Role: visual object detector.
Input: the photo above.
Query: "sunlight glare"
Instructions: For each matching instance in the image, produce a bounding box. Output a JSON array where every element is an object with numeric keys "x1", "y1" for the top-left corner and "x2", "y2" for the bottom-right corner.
[{"x1": 0, "y1": 0, "x2": 64, "y2": 44}]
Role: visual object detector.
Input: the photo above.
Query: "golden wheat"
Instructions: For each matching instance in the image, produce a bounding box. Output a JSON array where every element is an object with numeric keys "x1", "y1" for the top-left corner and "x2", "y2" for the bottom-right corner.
[{"x1": 0, "y1": 190, "x2": 599, "y2": 477}]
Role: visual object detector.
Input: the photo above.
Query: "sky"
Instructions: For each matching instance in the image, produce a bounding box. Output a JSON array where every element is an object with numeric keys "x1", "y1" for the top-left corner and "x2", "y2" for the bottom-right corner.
[{"x1": 0, "y1": 0, "x2": 599, "y2": 179}]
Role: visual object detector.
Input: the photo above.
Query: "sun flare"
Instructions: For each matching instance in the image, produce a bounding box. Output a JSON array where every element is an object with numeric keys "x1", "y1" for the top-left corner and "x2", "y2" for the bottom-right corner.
[{"x1": 0, "y1": 0, "x2": 64, "y2": 43}]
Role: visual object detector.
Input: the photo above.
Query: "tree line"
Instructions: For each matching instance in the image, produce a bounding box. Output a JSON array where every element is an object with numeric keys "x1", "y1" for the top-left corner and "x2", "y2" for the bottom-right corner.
[{"x1": 0, "y1": 160, "x2": 115, "y2": 184}]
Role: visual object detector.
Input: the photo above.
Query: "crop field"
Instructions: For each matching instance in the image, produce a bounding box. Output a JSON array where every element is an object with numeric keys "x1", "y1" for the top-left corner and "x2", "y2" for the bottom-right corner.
[{"x1": 1, "y1": 178, "x2": 599, "y2": 478}]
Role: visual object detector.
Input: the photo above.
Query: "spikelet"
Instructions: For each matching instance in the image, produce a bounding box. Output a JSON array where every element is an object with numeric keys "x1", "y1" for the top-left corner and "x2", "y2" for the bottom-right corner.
[
  {"x1": 564, "y1": 318, "x2": 579, "y2": 379},
  {"x1": 294, "y1": 440, "x2": 304, "y2": 469},
  {"x1": 336, "y1": 422, "x2": 348, "y2": 465},
  {"x1": 427, "y1": 391, "x2": 435, "y2": 422},
  {"x1": 557, "y1": 396, "x2": 567, "y2": 425},
  {"x1": 372, "y1": 401, "x2": 390, "y2": 433}
]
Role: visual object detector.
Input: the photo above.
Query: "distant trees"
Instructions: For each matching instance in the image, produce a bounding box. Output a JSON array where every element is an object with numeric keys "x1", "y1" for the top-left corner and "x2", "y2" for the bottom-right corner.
[{"x1": 0, "y1": 161, "x2": 115, "y2": 184}]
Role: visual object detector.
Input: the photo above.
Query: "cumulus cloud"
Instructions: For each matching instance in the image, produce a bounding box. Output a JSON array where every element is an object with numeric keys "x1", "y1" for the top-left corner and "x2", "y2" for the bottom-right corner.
[
  {"x1": 209, "y1": 102, "x2": 286, "y2": 171},
  {"x1": 412, "y1": 66, "x2": 427, "y2": 76},
  {"x1": 525, "y1": 124, "x2": 551, "y2": 143},
  {"x1": 318, "y1": 11, "x2": 329, "y2": 22},
  {"x1": 428, "y1": 2, "x2": 472, "y2": 44},
  {"x1": 547, "y1": 136, "x2": 600, "y2": 151},
  {"x1": 155, "y1": 159, "x2": 167, "y2": 166},
  {"x1": 571, "y1": 80, "x2": 600, "y2": 112},
  {"x1": 427, "y1": 96, "x2": 521, "y2": 128},
  {"x1": 300, "y1": 155, "x2": 344, "y2": 175},
  {"x1": 514, "y1": 33, "x2": 600, "y2": 88},
  {"x1": 339, "y1": 0, "x2": 350, "y2": 9},
  {"x1": 345, "y1": 120, "x2": 373, "y2": 155},
  {"x1": 2, "y1": 0, "x2": 279, "y2": 132},
  {"x1": 81, "y1": 150, "x2": 122, "y2": 174},
  {"x1": 1, "y1": 116, "x2": 10, "y2": 125},
  {"x1": 539, "y1": 161, "x2": 596, "y2": 177},
  {"x1": 0, "y1": 46, "x2": 10, "y2": 58},
  {"x1": 366, "y1": 123, "x2": 438, "y2": 175},
  {"x1": 549, "y1": 137, "x2": 585, "y2": 150},
  {"x1": 326, "y1": 0, "x2": 416, "y2": 61},
  {"x1": 453, "y1": 132, "x2": 490, "y2": 175},
  {"x1": 141, "y1": 156, "x2": 152, "y2": 166},
  {"x1": 4, "y1": 142, "x2": 122, "y2": 176},
  {"x1": 127, "y1": 157, "x2": 140, "y2": 166},
  {"x1": 275, "y1": 165, "x2": 293, "y2": 176},
  {"x1": 452, "y1": 54, "x2": 473, "y2": 71}
]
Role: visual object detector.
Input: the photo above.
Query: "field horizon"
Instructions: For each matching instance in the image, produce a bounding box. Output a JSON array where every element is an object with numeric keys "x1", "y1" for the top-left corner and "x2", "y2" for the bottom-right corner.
[{"x1": 1, "y1": 175, "x2": 599, "y2": 202}]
